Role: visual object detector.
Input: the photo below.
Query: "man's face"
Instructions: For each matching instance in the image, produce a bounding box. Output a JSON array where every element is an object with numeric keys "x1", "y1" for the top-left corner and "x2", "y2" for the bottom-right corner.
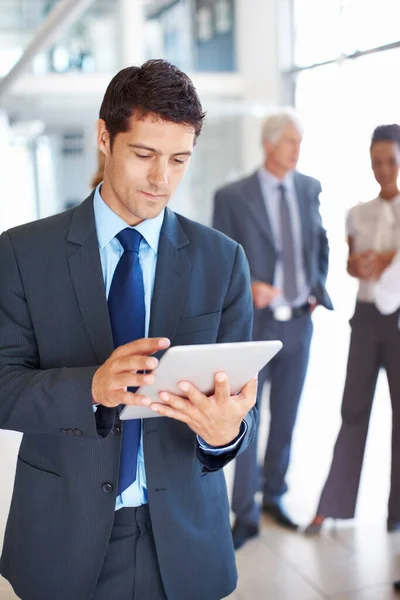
[
  {"x1": 264, "y1": 122, "x2": 302, "y2": 173},
  {"x1": 370, "y1": 141, "x2": 400, "y2": 189},
  {"x1": 97, "y1": 113, "x2": 195, "y2": 225}
]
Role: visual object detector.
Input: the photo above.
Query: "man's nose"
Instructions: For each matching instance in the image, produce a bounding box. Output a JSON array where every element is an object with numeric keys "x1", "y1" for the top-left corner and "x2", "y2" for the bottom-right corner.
[{"x1": 148, "y1": 161, "x2": 168, "y2": 187}]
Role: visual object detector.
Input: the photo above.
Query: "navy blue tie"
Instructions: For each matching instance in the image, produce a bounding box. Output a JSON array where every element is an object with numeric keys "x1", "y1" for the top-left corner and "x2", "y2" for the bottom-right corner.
[{"x1": 108, "y1": 227, "x2": 145, "y2": 495}]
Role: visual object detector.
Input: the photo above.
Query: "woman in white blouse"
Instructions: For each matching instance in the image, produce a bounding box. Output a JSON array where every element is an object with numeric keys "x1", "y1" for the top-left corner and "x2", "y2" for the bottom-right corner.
[{"x1": 305, "y1": 124, "x2": 400, "y2": 535}]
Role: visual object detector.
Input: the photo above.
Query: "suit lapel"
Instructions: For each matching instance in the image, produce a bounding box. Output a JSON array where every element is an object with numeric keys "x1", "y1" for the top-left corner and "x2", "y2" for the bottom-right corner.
[
  {"x1": 149, "y1": 208, "x2": 191, "y2": 345},
  {"x1": 293, "y1": 171, "x2": 312, "y2": 275},
  {"x1": 67, "y1": 201, "x2": 191, "y2": 363},
  {"x1": 67, "y1": 195, "x2": 114, "y2": 364},
  {"x1": 246, "y1": 172, "x2": 275, "y2": 248}
]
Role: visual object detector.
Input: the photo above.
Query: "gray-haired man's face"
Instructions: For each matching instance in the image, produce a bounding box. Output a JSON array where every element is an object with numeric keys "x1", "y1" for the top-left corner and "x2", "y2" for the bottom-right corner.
[{"x1": 264, "y1": 122, "x2": 302, "y2": 175}]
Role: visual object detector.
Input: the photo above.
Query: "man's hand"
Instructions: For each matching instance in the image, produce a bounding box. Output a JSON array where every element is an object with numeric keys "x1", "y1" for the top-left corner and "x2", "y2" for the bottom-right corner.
[
  {"x1": 251, "y1": 281, "x2": 281, "y2": 309},
  {"x1": 92, "y1": 337, "x2": 170, "y2": 408},
  {"x1": 149, "y1": 373, "x2": 258, "y2": 447}
]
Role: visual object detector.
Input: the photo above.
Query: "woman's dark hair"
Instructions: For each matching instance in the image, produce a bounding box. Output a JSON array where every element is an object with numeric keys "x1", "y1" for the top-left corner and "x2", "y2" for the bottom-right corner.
[
  {"x1": 371, "y1": 124, "x2": 400, "y2": 150},
  {"x1": 99, "y1": 59, "x2": 205, "y2": 148}
]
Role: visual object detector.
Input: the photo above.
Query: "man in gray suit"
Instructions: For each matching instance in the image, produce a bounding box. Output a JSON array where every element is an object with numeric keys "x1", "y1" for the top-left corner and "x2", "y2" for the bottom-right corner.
[
  {"x1": 0, "y1": 60, "x2": 257, "y2": 600},
  {"x1": 213, "y1": 109, "x2": 332, "y2": 549}
]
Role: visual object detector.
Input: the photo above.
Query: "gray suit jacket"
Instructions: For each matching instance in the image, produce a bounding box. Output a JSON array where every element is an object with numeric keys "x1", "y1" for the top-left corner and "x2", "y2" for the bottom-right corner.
[
  {"x1": 213, "y1": 170, "x2": 333, "y2": 339},
  {"x1": 0, "y1": 195, "x2": 257, "y2": 600}
]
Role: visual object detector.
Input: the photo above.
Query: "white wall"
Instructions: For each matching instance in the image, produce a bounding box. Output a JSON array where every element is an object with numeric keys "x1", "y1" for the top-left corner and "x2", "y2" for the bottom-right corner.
[
  {"x1": 0, "y1": 112, "x2": 38, "y2": 230},
  {"x1": 236, "y1": 0, "x2": 283, "y2": 174}
]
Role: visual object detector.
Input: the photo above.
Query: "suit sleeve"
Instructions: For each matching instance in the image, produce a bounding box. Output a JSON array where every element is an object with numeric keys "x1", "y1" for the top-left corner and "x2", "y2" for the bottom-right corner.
[
  {"x1": 0, "y1": 231, "x2": 103, "y2": 440},
  {"x1": 315, "y1": 181, "x2": 330, "y2": 286},
  {"x1": 196, "y1": 243, "x2": 257, "y2": 472},
  {"x1": 212, "y1": 189, "x2": 240, "y2": 243}
]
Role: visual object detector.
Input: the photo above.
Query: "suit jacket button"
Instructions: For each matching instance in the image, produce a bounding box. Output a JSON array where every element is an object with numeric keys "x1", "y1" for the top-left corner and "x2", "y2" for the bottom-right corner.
[
  {"x1": 102, "y1": 483, "x2": 114, "y2": 494},
  {"x1": 60, "y1": 428, "x2": 67, "y2": 434},
  {"x1": 111, "y1": 426, "x2": 121, "y2": 436},
  {"x1": 74, "y1": 429, "x2": 83, "y2": 436},
  {"x1": 66, "y1": 429, "x2": 74, "y2": 435}
]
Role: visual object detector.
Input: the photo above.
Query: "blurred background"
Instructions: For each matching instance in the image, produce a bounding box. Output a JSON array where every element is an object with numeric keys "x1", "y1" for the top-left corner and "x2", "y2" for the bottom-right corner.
[
  {"x1": 1, "y1": 1, "x2": 400, "y2": 598},
  {"x1": 3, "y1": 0, "x2": 399, "y2": 232}
]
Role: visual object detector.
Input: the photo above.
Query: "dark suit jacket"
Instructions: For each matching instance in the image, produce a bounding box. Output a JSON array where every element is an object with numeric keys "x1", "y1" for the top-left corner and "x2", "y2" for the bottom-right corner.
[
  {"x1": 0, "y1": 195, "x2": 257, "y2": 600},
  {"x1": 213, "y1": 170, "x2": 333, "y2": 340}
]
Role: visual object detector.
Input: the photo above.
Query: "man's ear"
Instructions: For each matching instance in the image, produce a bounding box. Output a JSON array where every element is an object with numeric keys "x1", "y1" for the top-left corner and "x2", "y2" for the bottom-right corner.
[
  {"x1": 263, "y1": 139, "x2": 273, "y2": 157},
  {"x1": 96, "y1": 119, "x2": 110, "y2": 156}
]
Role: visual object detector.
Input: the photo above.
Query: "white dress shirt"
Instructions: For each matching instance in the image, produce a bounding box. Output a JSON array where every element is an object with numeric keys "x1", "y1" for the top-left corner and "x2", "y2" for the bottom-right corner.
[{"x1": 257, "y1": 168, "x2": 311, "y2": 309}]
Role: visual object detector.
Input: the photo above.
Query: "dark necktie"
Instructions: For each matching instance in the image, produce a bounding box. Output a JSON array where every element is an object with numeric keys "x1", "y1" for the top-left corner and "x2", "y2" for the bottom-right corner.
[
  {"x1": 279, "y1": 184, "x2": 298, "y2": 302},
  {"x1": 108, "y1": 228, "x2": 145, "y2": 495}
]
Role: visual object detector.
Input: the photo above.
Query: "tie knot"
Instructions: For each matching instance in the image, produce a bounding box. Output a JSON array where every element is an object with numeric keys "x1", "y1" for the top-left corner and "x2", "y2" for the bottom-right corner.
[
  {"x1": 117, "y1": 228, "x2": 142, "y2": 253},
  {"x1": 278, "y1": 183, "x2": 287, "y2": 195}
]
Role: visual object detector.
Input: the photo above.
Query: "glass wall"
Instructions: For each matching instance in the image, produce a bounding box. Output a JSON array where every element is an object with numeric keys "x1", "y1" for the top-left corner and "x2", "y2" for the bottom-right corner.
[
  {"x1": 145, "y1": 0, "x2": 236, "y2": 72},
  {"x1": 290, "y1": 0, "x2": 400, "y2": 317},
  {"x1": 287, "y1": 1, "x2": 400, "y2": 508},
  {"x1": 0, "y1": 0, "x2": 120, "y2": 75},
  {"x1": 293, "y1": 0, "x2": 400, "y2": 68},
  {"x1": 0, "y1": 0, "x2": 236, "y2": 76}
]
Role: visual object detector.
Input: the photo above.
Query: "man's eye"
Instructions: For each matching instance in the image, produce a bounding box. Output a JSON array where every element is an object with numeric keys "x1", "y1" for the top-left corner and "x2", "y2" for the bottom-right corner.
[
  {"x1": 136, "y1": 154, "x2": 151, "y2": 160},
  {"x1": 173, "y1": 158, "x2": 185, "y2": 165}
]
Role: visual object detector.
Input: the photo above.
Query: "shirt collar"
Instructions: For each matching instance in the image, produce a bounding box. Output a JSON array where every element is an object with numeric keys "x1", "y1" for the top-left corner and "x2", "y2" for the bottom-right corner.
[
  {"x1": 377, "y1": 193, "x2": 400, "y2": 206},
  {"x1": 258, "y1": 167, "x2": 294, "y2": 193},
  {"x1": 93, "y1": 183, "x2": 164, "y2": 254}
]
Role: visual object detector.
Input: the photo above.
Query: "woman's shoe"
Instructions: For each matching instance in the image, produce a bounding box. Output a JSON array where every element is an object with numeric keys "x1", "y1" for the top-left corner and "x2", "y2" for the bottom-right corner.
[
  {"x1": 387, "y1": 520, "x2": 400, "y2": 533},
  {"x1": 304, "y1": 515, "x2": 325, "y2": 535}
]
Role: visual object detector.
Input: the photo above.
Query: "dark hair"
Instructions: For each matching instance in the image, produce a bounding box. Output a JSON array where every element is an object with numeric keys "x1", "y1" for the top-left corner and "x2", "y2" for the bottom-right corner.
[
  {"x1": 99, "y1": 59, "x2": 205, "y2": 148},
  {"x1": 371, "y1": 124, "x2": 400, "y2": 150}
]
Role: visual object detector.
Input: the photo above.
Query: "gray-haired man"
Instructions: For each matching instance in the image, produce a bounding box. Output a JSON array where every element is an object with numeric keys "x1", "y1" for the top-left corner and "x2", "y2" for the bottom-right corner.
[{"x1": 213, "y1": 109, "x2": 333, "y2": 549}]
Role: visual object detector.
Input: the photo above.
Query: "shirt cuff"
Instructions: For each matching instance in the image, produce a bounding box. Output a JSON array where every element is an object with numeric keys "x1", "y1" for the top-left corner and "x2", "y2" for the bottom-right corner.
[{"x1": 197, "y1": 421, "x2": 247, "y2": 456}]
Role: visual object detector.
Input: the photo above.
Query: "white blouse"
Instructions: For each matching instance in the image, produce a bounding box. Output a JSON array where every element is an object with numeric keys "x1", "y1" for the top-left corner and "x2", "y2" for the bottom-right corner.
[
  {"x1": 374, "y1": 252, "x2": 400, "y2": 314},
  {"x1": 346, "y1": 195, "x2": 400, "y2": 306}
]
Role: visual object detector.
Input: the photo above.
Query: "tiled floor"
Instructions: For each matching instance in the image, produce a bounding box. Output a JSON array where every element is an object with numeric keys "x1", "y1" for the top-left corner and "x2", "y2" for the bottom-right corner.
[
  {"x1": 1, "y1": 298, "x2": 399, "y2": 599},
  {"x1": 224, "y1": 303, "x2": 400, "y2": 600}
]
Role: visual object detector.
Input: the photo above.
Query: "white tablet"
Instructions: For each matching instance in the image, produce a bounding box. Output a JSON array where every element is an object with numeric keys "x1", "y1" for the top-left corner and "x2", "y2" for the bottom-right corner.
[{"x1": 120, "y1": 340, "x2": 282, "y2": 420}]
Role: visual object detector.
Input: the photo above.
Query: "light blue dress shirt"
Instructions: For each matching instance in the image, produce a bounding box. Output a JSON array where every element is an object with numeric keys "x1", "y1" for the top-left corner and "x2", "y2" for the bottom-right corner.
[
  {"x1": 93, "y1": 185, "x2": 245, "y2": 509},
  {"x1": 257, "y1": 168, "x2": 310, "y2": 309}
]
